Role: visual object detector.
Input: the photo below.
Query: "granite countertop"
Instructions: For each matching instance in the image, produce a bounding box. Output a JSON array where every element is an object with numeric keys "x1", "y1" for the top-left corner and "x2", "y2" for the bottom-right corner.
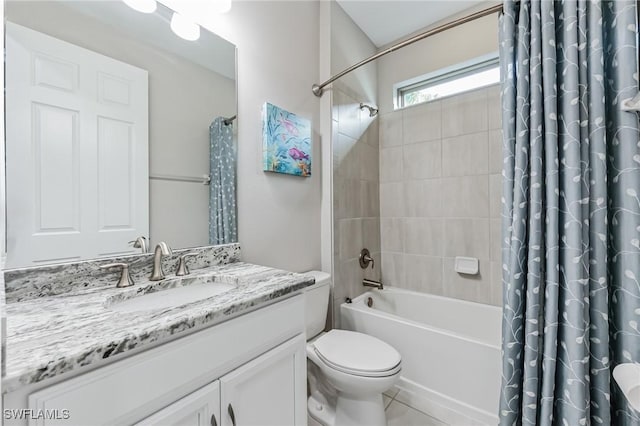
[{"x1": 2, "y1": 262, "x2": 315, "y2": 393}]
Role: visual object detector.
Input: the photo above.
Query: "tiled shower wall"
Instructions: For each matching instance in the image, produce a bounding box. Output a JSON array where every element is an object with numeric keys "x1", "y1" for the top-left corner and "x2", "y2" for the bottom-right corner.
[
  {"x1": 332, "y1": 82, "x2": 380, "y2": 326},
  {"x1": 379, "y1": 85, "x2": 502, "y2": 306}
]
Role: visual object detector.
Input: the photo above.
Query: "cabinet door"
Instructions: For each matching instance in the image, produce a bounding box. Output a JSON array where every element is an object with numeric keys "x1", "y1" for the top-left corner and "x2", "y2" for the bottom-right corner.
[
  {"x1": 220, "y1": 334, "x2": 307, "y2": 426},
  {"x1": 136, "y1": 381, "x2": 220, "y2": 426}
]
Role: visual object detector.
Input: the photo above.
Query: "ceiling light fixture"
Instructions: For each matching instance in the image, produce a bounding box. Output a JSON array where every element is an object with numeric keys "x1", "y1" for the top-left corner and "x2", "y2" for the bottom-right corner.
[
  {"x1": 170, "y1": 12, "x2": 201, "y2": 41},
  {"x1": 122, "y1": 0, "x2": 157, "y2": 14}
]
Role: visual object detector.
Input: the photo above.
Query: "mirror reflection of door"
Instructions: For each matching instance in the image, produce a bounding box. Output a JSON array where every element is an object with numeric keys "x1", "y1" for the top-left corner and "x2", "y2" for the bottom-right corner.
[{"x1": 5, "y1": 22, "x2": 149, "y2": 268}]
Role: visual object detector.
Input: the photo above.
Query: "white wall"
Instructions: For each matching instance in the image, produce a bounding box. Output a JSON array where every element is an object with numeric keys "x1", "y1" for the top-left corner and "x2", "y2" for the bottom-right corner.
[
  {"x1": 377, "y1": 10, "x2": 499, "y2": 114},
  {"x1": 164, "y1": 1, "x2": 322, "y2": 272}
]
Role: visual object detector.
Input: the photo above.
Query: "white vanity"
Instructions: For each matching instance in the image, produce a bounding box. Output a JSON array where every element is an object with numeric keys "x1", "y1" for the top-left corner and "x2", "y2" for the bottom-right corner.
[
  {"x1": 2, "y1": 248, "x2": 314, "y2": 426},
  {"x1": 5, "y1": 296, "x2": 306, "y2": 426}
]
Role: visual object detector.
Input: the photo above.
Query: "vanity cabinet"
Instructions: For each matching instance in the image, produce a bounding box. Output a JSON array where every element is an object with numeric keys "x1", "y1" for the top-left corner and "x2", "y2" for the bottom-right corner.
[
  {"x1": 4, "y1": 295, "x2": 307, "y2": 426},
  {"x1": 219, "y1": 335, "x2": 306, "y2": 426},
  {"x1": 137, "y1": 335, "x2": 306, "y2": 426}
]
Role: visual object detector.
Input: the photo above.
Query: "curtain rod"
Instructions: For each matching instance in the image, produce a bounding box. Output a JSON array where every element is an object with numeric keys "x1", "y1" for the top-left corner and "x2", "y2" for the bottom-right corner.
[{"x1": 312, "y1": 3, "x2": 503, "y2": 97}]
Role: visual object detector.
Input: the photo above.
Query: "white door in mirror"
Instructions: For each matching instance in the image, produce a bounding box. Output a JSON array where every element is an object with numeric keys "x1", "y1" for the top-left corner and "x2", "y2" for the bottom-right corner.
[{"x1": 5, "y1": 22, "x2": 149, "y2": 268}]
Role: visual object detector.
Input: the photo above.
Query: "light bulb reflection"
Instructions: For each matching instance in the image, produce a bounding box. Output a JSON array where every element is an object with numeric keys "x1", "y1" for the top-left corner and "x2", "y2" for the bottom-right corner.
[
  {"x1": 122, "y1": 0, "x2": 157, "y2": 14},
  {"x1": 170, "y1": 12, "x2": 200, "y2": 41}
]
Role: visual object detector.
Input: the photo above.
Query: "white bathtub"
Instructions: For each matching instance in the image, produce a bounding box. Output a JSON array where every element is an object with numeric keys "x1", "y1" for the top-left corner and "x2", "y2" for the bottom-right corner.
[{"x1": 340, "y1": 287, "x2": 501, "y2": 425}]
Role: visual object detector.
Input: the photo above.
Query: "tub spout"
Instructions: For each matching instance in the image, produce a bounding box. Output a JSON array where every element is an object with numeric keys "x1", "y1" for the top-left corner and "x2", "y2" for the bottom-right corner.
[{"x1": 363, "y1": 278, "x2": 383, "y2": 290}]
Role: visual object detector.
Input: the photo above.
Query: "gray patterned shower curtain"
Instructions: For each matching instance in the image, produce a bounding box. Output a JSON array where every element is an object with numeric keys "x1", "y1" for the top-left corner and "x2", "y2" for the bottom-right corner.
[
  {"x1": 499, "y1": 0, "x2": 640, "y2": 424},
  {"x1": 209, "y1": 117, "x2": 237, "y2": 245}
]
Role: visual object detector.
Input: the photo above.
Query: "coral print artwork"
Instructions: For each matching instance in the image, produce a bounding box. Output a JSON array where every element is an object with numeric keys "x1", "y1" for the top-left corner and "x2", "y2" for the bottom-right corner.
[{"x1": 262, "y1": 102, "x2": 312, "y2": 177}]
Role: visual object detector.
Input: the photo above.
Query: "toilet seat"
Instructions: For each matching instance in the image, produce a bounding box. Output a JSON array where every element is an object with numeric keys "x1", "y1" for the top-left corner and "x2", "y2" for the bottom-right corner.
[{"x1": 311, "y1": 330, "x2": 401, "y2": 378}]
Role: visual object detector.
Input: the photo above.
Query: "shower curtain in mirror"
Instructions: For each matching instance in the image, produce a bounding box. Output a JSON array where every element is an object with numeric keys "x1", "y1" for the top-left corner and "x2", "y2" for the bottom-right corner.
[
  {"x1": 500, "y1": 0, "x2": 640, "y2": 424},
  {"x1": 209, "y1": 117, "x2": 237, "y2": 245}
]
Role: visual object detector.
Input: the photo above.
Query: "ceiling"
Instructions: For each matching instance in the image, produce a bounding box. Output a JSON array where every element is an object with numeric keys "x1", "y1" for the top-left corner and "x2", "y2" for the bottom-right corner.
[{"x1": 335, "y1": 0, "x2": 486, "y2": 47}]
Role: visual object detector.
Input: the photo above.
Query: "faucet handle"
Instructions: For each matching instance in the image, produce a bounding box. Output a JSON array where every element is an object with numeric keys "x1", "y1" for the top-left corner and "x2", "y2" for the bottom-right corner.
[
  {"x1": 359, "y1": 248, "x2": 375, "y2": 269},
  {"x1": 100, "y1": 262, "x2": 134, "y2": 288},
  {"x1": 128, "y1": 236, "x2": 148, "y2": 253},
  {"x1": 176, "y1": 252, "x2": 198, "y2": 276}
]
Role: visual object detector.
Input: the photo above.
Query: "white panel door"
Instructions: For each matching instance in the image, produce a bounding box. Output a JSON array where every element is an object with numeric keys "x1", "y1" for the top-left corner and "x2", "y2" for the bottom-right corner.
[
  {"x1": 5, "y1": 22, "x2": 148, "y2": 267},
  {"x1": 136, "y1": 381, "x2": 221, "y2": 426},
  {"x1": 220, "y1": 334, "x2": 307, "y2": 426}
]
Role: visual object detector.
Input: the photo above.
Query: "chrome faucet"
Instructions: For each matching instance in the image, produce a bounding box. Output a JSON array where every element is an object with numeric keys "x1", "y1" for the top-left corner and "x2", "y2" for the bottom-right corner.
[
  {"x1": 150, "y1": 242, "x2": 172, "y2": 281},
  {"x1": 363, "y1": 278, "x2": 383, "y2": 290}
]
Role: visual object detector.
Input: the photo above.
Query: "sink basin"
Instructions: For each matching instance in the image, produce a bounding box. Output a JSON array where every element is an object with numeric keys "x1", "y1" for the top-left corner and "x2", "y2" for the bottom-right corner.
[{"x1": 108, "y1": 280, "x2": 235, "y2": 313}]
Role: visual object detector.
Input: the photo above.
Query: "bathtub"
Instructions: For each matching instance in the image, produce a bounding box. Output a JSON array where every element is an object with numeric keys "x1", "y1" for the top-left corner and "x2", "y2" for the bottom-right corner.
[{"x1": 340, "y1": 287, "x2": 501, "y2": 425}]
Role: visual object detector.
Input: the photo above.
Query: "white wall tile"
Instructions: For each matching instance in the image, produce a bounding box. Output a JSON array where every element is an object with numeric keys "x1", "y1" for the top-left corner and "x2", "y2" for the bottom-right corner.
[
  {"x1": 337, "y1": 93, "x2": 361, "y2": 140},
  {"x1": 403, "y1": 141, "x2": 442, "y2": 180},
  {"x1": 487, "y1": 84, "x2": 501, "y2": 130},
  {"x1": 404, "y1": 218, "x2": 443, "y2": 256},
  {"x1": 381, "y1": 252, "x2": 405, "y2": 287},
  {"x1": 489, "y1": 173, "x2": 502, "y2": 218},
  {"x1": 442, "y1": 132, "x2": 489, "y2": 177},
  {"x1": 339, "y1": 218, "x2": 363, "y2": 261},
  {"x1": 488, "y1": 129, "x2": 503, "y2": 174},
  {"x1": 360, "y1": 144, "x2": 379, "y2": 182},
  {"x1": 441, "y1": 176, "x2": 489, "y2": 218},
  {"x1": 441, "y1": 88, "x2": 488, "y2": 138},
  {"x1": 404, "y1": 179, "x2": 442, "y2": 217},
  {"x1": 443, "y1": 218, "x2": 490, "y2": 260},
  {"x1": 489, "y1": 218, "x2": 501, "y2": 261},
  {"x1": 402, "y1": 101, "x2": 441, "y2": 144},
  {"x1": 380, "y1": 182, "x2": 405, "y2": 217},
  {"x1": 380, "y1": 218, "x2": 404, "y2": 253},
  {"x1": 362, "y1": 180, "x2": 380, "y2": 218},
  {"x1": 380, "y1": 111, "x2": 403, "y2": 148},
  {"x1": 333, "y1": 132, "x2": 357, "y2": 178},
  {"x1": 380, "y1": 147, "x2": 404, "y2": 182},
  {"x1": 363, "y1": 217, "x2": 381, "y2": 253},
  {"x1": 489, "y1": 260, "x2": 502, "y2": 307},
  {"x1": 404, "y1": 255, "x2": 443, "y2": 295}
]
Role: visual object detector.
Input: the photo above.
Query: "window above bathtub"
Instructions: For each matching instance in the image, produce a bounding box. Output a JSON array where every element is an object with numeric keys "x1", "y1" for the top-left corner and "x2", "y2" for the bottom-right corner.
[{"x1": 394, "y1": 54, "x2": 500, "y2": 109}]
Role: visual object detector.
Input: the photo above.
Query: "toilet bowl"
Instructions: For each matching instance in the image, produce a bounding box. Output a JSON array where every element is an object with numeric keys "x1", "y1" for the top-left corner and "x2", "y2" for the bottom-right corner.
[{"x1": 303, "y1": 271, "x2": 401, "y2": 426}]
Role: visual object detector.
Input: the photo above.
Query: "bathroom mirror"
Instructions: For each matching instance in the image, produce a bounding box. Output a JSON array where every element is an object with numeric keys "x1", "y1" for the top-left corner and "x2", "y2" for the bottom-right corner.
[{"x1": 4, "y1": 0, "x2": 237, "y2": 268}]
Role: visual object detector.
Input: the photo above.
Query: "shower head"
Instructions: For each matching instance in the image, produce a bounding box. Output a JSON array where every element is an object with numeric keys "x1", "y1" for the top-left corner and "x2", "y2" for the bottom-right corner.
[{"x1": 359, "y1": 102, "x2": 379, "y2": 117}]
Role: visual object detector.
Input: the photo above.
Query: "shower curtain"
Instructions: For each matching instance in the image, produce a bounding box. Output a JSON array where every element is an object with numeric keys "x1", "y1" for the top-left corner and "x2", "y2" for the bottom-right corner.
[
  {"x1": 209, "y1": 117, "x2": 237, "y2": 245},
  {"x1": 499, "y1": 1, "x2": 640, "y2": 425}
]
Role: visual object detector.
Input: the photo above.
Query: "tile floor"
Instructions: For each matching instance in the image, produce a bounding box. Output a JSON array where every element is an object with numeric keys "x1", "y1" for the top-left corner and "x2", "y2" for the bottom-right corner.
[{"x1": 384, "y1": 388, "x2": 448, "y2": 426}]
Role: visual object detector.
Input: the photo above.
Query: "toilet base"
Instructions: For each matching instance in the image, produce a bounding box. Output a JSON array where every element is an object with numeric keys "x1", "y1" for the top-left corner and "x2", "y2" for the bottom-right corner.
[
  {"x1": 308, "y1": 392, "x2": 387, "y2": 426},
  {"x1": 335, "y1": 393, "x2": 386, "y2": 426}
]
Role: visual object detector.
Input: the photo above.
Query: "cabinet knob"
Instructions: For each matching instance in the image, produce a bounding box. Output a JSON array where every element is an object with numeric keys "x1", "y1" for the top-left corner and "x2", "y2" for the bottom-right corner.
[
  {"x1": 210, "y1": 413, "x2": 217, "y2": 426},
  {"x1": 228, "y1": 404, "x2": 236, "y2": 426}
]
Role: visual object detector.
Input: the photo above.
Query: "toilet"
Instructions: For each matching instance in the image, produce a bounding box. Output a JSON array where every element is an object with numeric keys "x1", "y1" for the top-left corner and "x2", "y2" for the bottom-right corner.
[{"x1": 303, "y1": 271, "x2": 401, "y2": 426}]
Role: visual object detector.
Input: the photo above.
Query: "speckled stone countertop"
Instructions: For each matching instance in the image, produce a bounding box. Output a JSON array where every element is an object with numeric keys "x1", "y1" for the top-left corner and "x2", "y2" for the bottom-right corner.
[{"x1": 2, "y1": 261, "x2": 315, "y2": 393}]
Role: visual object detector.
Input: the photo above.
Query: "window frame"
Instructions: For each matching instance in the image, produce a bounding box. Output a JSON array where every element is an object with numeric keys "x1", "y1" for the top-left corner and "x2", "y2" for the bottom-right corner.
[{"x1": 394, "y1": 54, "x2": 500, "y2": 110}]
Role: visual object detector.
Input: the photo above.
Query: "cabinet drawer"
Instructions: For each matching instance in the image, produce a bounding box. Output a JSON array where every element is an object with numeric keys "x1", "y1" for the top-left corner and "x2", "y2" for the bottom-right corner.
[{"x1": 27, "y1": 295, "x2": 304, "y2": 426}]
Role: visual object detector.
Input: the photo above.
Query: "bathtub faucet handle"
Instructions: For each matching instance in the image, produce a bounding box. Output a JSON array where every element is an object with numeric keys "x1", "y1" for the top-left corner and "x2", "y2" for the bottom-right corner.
[{"x1": 359, "y1": 248, "x2": 375, "y2": 269}]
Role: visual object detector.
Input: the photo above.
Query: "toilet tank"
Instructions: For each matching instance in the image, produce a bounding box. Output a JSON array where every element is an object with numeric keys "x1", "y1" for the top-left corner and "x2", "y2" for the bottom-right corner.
[{"x1": 303, "y1": 271, "x2": 331, "y2": 338}]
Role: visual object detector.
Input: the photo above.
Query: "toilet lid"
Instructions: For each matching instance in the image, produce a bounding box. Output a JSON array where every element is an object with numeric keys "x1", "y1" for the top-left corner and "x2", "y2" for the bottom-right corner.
[{"x1": 312, "y1": 330, "x2": 401, "y2": 376}]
